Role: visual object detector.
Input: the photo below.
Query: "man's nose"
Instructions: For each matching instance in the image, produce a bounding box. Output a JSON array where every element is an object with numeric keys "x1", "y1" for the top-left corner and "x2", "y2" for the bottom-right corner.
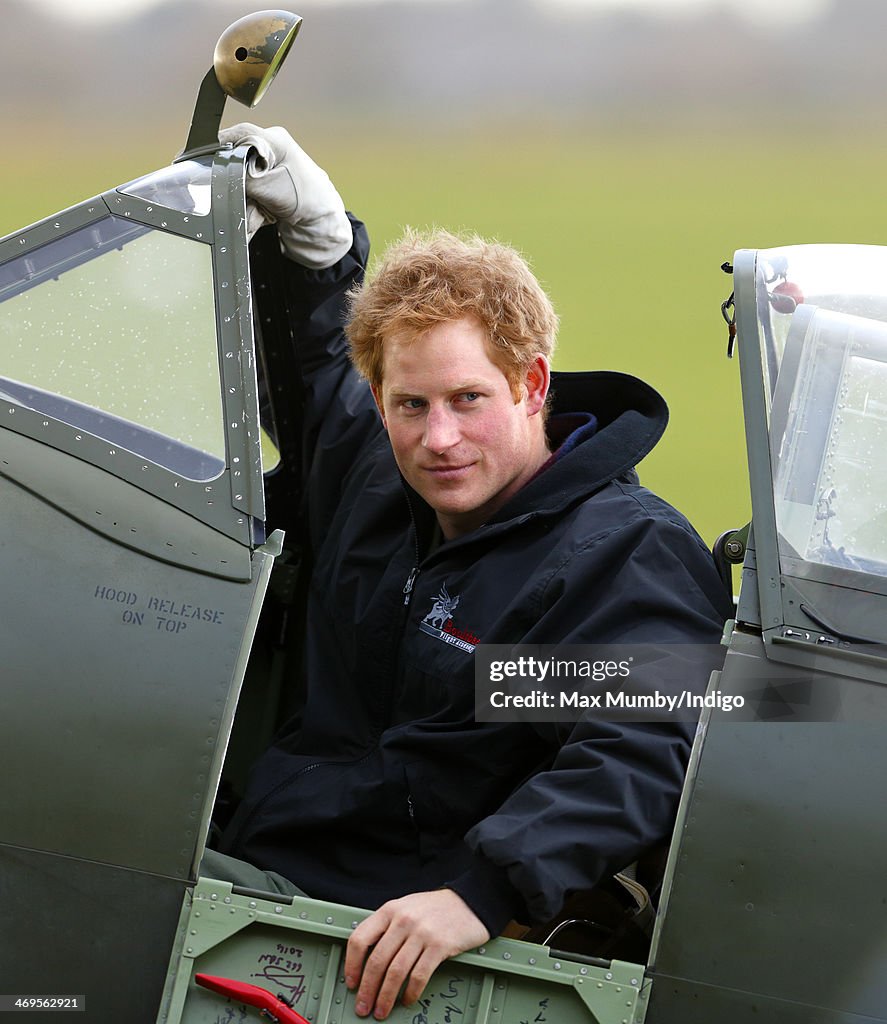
[{"x1": 422, "y1": 406, "x2": 460, "y2": 454}]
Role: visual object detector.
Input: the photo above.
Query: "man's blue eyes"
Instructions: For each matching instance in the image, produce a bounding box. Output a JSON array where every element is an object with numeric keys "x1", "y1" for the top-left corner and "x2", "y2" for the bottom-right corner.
[{"x1": 402, "y1": 394, "x2": 480, "y2": 409}]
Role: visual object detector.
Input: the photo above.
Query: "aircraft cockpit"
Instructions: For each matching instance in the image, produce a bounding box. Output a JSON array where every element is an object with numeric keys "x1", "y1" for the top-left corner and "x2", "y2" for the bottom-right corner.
[{"x1": 4, "y1": 11, "x2": 887, "y2": 1024}]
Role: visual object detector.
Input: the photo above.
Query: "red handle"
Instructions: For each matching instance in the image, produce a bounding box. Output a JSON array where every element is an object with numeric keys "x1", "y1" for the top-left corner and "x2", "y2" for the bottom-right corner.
[{"x1": 195, "y1": 973, "x2": 312, "y2": 1024}]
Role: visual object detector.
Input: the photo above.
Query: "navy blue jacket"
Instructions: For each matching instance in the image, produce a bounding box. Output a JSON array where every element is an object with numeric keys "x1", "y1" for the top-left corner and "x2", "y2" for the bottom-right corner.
[{"x1": 220, "y1": 217, "x2": 733, "y2": 932}]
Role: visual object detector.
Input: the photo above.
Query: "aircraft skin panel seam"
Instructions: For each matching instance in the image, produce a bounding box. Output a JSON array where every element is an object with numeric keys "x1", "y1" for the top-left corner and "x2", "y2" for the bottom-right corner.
[{"x1": 0, "y1": 451, "x2": 252, "y2": 581}]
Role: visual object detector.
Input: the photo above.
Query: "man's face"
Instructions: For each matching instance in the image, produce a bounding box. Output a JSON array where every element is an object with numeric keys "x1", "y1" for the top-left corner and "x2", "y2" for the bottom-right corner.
[{"x1": 374, "y1": 317, "x2": 550, "y2": 540}]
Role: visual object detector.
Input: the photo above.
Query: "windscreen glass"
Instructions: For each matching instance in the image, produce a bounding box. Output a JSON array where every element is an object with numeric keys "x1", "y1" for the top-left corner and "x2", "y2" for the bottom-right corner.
[
  {"x1": 119, "y1": 159, "x2": 212, "y2": 216},
  {"x1": 755, "y1": 244, "x2": 887, "y2": 407},
  {"x1": 762, "y1": 246, "x2": 887, "y2": 581},
  {"x1": 0, "y1": 215, "x2": 225, "y2": 480}
]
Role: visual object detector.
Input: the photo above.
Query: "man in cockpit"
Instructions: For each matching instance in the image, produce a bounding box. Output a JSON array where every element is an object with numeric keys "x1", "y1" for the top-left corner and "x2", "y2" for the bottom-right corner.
[{"x1": 206, "y1": 124, "x2": 732, "y2": 1021}]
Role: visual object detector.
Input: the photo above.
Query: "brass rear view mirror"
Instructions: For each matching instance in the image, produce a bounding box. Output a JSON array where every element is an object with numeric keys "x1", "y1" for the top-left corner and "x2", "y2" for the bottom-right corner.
[{"x1": 178, "y1": 10, "x2": 301, "y2": 161}]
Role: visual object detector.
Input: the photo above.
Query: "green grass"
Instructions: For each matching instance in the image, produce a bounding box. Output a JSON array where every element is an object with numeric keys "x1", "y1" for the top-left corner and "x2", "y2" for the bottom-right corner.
[{"x1": 5, "y1": 121, "x2": 887, "y2": 548}]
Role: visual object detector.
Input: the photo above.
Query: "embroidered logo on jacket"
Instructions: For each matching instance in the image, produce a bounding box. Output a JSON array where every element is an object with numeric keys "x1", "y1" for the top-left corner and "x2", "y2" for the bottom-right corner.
[{"x1": 419, "y1": 583, "x2": 479, "y2": 653}]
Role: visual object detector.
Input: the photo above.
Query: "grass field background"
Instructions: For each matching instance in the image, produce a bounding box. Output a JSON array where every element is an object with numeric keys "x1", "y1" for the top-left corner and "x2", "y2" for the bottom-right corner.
[{"x1": 5, "y1": 119, "x2": 887, "y2": 549}]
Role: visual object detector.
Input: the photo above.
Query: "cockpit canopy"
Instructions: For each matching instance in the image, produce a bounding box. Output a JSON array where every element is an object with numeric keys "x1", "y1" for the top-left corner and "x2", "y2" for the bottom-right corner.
[{"x1": 736, "y1": 243, "x2": 887, "y2": 646}]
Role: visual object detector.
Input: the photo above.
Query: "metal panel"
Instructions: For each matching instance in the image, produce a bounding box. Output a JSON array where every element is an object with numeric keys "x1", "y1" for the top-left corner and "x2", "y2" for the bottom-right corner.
[
  {"x1": 0, "y1": 441, "x2": 274, "y2": 879},
  {"x1": 649, "y1": 980, "x2": 886, "y2": 1024},
  {"x1": 649, "y1": 631, "x2": 887, "y2": 1023},
  {"x1": 161, "y1": 879, "x2": 649, "y2": 1024},
  {"x1": 0, "y1": 428, "x2": 250, "y2": 580},
  {"x1": 0, "y1": 845, "x2": 188, "y2": 1024}
]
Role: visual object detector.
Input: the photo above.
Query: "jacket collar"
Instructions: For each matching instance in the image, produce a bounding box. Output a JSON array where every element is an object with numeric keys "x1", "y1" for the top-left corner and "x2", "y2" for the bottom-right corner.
[
  {"x1": 493, "y1": 369, "x2": 668, "y2": 521},
  {"x1": 404, "y1": 369, "x2": 668, "y2": 552}
]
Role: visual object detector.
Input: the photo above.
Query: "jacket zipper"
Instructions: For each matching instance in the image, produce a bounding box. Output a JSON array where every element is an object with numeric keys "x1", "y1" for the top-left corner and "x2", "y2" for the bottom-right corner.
[
  {"x1": 401, "y1": 487, "x2": 422, "y2": 608},
  {"x1": 402, "y1": 566, "x2": 419, "y2": 606}
]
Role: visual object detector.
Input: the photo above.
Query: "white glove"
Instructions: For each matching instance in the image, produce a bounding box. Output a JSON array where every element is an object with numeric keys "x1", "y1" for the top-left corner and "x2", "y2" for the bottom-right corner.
[{"x1": 218, "y1": 122, "x2": 353, "y2": 269}]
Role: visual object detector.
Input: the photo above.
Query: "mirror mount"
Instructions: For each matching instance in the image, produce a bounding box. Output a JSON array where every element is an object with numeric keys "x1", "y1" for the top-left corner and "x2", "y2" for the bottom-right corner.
[{"x1": 176, "y1": 10, "x2": 302, "y2": 163}]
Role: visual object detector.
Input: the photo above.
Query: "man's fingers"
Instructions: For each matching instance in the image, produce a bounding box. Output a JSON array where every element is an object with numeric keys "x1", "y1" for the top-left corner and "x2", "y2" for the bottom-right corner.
[
  {"x1": 344, "y1": 910, "x2": 390, "y2": 990},
  {"x1": 364, "y1": 937, "x2": 424, "y2": 1019},
  {"x1": 354, "y1": 931, "x2": 403, "y2": 1012},
  {"x1": 400, "y1": 947, "x2": 444, "y2": 1007},
  {"x1": 345, "y1": 891, "x2": 491, "y2": 1020},
  {"x1": 348, "y1": 909, "x2": 413, "y2": 1017}
]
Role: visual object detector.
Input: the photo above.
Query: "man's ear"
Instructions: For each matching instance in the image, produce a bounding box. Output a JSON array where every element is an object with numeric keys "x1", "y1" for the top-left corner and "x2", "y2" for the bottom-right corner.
[
  {"x1": 524, "y1": 355, "x2": 551, "y2": 417},
  {"x1": 371, "y1": 383, "x2": 388, "y2": 428}
]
